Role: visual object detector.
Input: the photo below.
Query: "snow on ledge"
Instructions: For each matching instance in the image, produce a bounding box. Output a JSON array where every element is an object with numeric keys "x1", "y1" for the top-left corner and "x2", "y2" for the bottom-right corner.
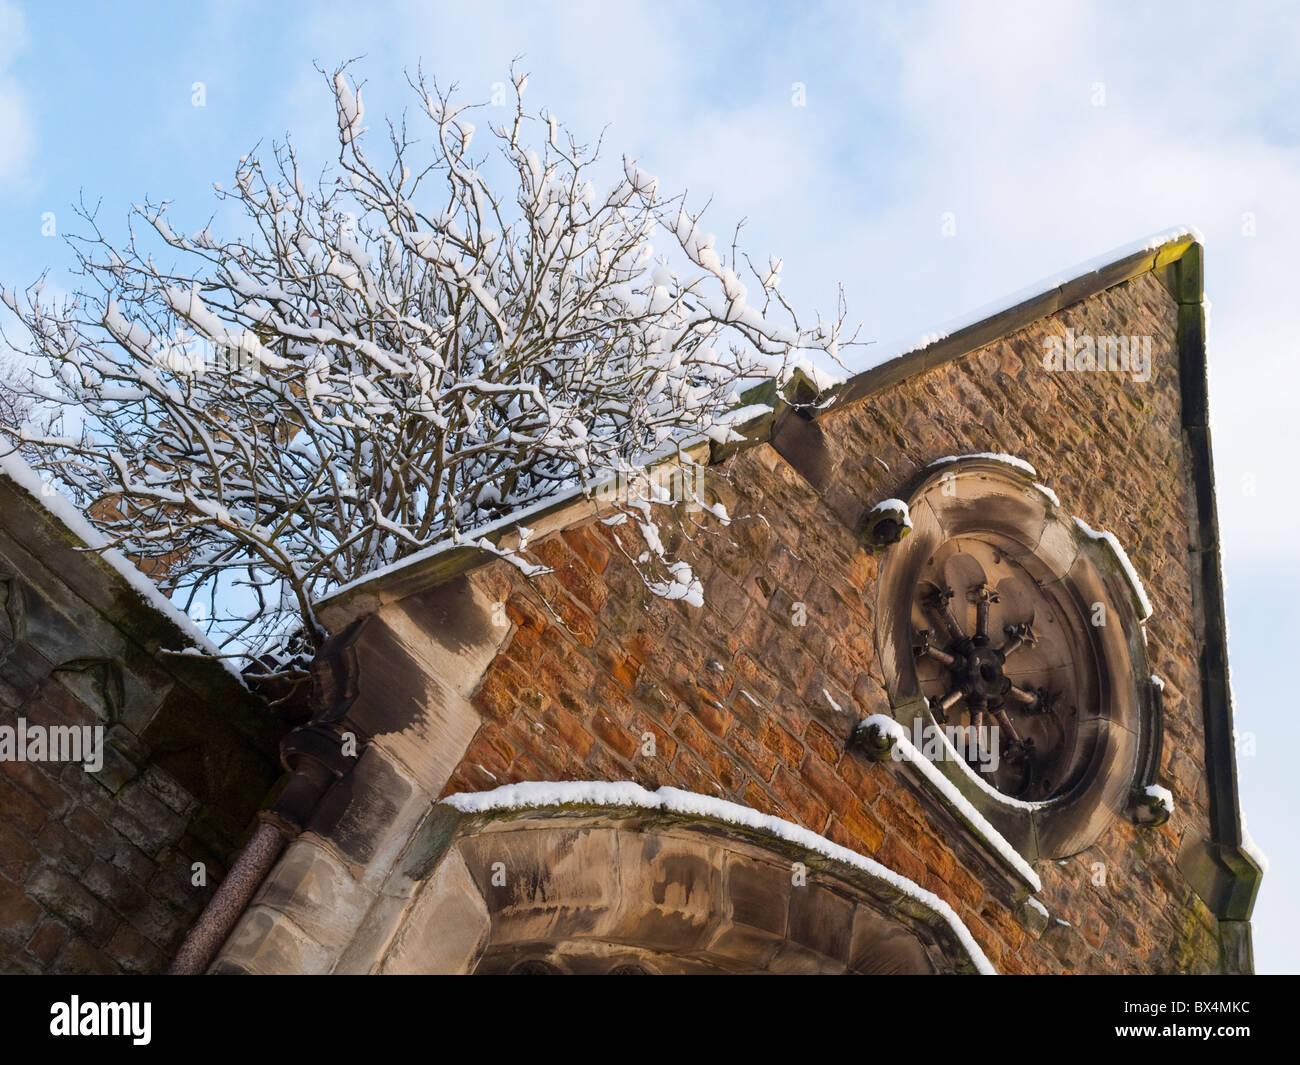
[
  {"x1": 0, "y1": 452, "x2": 245, "y2": 684},
  {"x1": 928, "y1": 452, "x2": 1037, "y2": 478},
  {"x1": 1032, "y1": 482, "x2": 1060, "y2": 508},
  {"x1": 867, "y1": 497, "x2": 913, "y2": 529},
  {"x1": 1073, "y1": 516, "x2": 1154, "y2": 620},
  {"x1": 1143, "y1": 784, "x2": 1174, "y2": 813},
  {"x1": 860, "y1": 715, "x2": 1042, "y2": 891},
  {"x1": 441, "y1": 780, "x2": 997, "y2": 974}
]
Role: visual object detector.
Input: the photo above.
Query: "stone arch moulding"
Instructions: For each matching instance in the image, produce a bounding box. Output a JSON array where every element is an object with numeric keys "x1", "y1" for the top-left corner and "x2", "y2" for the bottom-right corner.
[
  {"x1": 341, "y1": 784, "x2": 994, "y2": 975},
  {"x1": 871, "y1": 454, "x2": 1163, "y2": 862}
]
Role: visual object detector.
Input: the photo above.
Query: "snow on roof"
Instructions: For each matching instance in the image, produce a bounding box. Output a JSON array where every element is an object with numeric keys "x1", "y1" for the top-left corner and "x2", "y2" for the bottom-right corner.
[
  {"x1": 843, "y1": 226, "x2": 1203, "y2": 376},
  {"x1": 0, "y1": 451, "x2": 246, "y2": 684},
  {"x1": 442, "y1": 779, "x2": 997, "y2": 974}
]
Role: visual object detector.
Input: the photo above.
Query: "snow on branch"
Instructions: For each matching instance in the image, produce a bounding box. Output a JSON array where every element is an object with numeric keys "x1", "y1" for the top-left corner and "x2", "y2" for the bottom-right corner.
[{"x1": 0, "y1": 60, "x2": 852, "y2": 672}]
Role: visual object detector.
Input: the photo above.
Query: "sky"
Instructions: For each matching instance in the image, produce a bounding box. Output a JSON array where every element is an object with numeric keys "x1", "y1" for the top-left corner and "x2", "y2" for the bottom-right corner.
[{"x1": 0, "y1": 0, "x2": 1296, "y2": 972}]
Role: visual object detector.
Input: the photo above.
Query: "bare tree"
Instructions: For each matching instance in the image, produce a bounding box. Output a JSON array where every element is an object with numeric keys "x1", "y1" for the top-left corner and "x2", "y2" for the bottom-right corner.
[
  {"x1": 0, "y1": 62, "x2": 850, "y2": 672},
  {"x1": 0, "y1": 352, "x2": 32, "y2": 430}
]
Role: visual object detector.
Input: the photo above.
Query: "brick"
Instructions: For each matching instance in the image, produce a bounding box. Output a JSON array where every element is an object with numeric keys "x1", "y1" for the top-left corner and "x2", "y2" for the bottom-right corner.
[
  {"x1": 0, "y1": 777, "x2": 46, "y2": 837},
  {"x1": 106, "y1": 804, "x2": 172, "y2": 857},
  {"x1": 758, "y1": 719, "x2": 804, "y2": 769},
  {"x1": 504, "y1": 592, "x2": 548, "y2": 633},
  {"x1": 25, "y1": 919, "x2": 69, "y2": 967},
  {"x1": 799, "y1": 753, "x2": 856, "y2": 816},
  {"x1": 141, "y1": 766, "x2": 195, "y2": 816},
  {"x1": 25, "y1": 868, "x2": 105, "y2": 933},
  {"x1": 0, "y1": 819, "x2": 40, "y2": 880},
  {"x1": 671, "y1": 715, "x2": 743, "y2": 793},
  {"x1": 873, "y1": 793, "x2": 928, "y2": 850},
  {"x1": 631, "y1": 715, "x2": 676, "y2": 764},
  {"x1": 64, "y1": 806, "x2": 118, "y2": 857},
  {"x1": 477, "y1": 722, "x2": 521, "y2": 766},
  {"x1": 947, "y1": 861, "x2": 984, "y2": 911},
  {"x1": 471, "y1": 669, "x2": 518, "y2": 725},
  {"x1": 730, "y1": 653, "x2": 780, "y2": 705},
  {"x1": 533, "y1": 537, "x2": 607, "y2": 615},
  {"x1": 742, "y1": 782, "x2": 783, "y2": 818},
  {"x1": 980, "y1": 901, "x2": 1026, "y2": 952},
  {"x1": 725, "y1": 722, "x2": 778, "y2": 782},
  {"x1": 110, "y1": 839, "x2": 155, "y2": 884},
  {"x1": 836, "y1": 753, "x2": 881, "y2": 804},
  {"x1": 769, "y1": 767, "x2": 829, "y2": 831},
  {"x1": 839, "y1": 802, "x2": 885, "y2": 852},
  {"x1": 0, "y1": 757, "x2": 69, "y2": 814},
  {"x1": 0, "y1": 873, "x2": 42, "y2": 943},
  {"x1": 590, "y1": 711, "x2": 639, "y2": 762},
  {"x1": 85, "y1": 858, "x2": 150, "y2": 912},
  {"x1": 691, "y1": 696, "x2": 733, "y2": 738},
  {"x1": 912, "y1": 832, "x2": 956, "y2": 882},
  {"x1": 104, "y1": 921, "x2": 165, "y2": 974},
  {"x1": 804, "y1": 720, "x2": 841, "y2": 765},
  {"x1": 35, "y1": 820, "x2": 93, "y2": 876},
  {"x1": 962, "y1": 910, "x2": 1006, "y2": 968},
  {"x1": 502, "y1": 624, "x2": 545, "y2": 671},
  {"x1": 595, "y1": 638, "x2": 641, "y2": 692},
  {"x1": 876, "y1": 835, "x2": 927, "y2": 887},
  {"x1": 53, "y1": 936, "x2": 118, "y2": 975},
  {"x1": 561, "y1": 525, "x2": 612, "y2": 575},
  {"x1": 671, "y1": 747, "x2": 723, "y2": 798}
]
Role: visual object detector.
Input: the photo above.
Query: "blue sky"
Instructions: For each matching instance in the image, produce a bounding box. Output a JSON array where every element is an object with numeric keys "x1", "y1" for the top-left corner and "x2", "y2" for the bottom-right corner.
[{"x1": 1, "y1": 0, "x2": 1296, "y2": 972}]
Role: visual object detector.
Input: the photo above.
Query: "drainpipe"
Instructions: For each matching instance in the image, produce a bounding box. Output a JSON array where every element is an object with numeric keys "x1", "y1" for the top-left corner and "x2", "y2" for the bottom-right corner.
[
  {"x1": 166, "y1": 820, "x2": 286, "y2": 974},
  {"x1": 168, "y1": 727, "x2": 348, "y2": 974}
]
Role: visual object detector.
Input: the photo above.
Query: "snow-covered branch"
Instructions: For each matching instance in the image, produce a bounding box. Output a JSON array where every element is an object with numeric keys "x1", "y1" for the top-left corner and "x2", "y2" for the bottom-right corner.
[{"x1": 0, "y1": 61, "x2": 851, "y2": 671}]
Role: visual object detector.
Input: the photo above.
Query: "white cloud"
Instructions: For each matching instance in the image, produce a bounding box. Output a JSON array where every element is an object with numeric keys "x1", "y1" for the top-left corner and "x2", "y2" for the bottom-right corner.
[{"x1": 0, "y1": 0, "x2": 33, "y2": 185}]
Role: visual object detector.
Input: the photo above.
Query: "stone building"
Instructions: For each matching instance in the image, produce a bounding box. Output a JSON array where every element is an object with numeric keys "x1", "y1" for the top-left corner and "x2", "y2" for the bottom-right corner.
[{"x1": 0, "y1": 232, "x2": 1262, "y2": 974}]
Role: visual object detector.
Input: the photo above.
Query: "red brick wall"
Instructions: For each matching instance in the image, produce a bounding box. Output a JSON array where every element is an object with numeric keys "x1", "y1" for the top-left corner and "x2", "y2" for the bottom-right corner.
[{"x1": 440, "y1": 270, "x2": 1223, "y2": 974}]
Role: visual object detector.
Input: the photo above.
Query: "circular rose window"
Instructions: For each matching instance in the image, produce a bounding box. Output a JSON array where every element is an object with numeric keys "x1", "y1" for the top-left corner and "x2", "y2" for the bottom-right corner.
[
  {"x1": 911, "y1": 538, "x2": 1092, "y2": 802},
  {"x1": 872, "y1": 456, "x2": 1162, "y2": 859}
]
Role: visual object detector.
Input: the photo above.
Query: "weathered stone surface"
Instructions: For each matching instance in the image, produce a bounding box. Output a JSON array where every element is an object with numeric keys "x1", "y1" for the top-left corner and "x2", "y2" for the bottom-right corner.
[
  {"x1": 253, "y1": 837, "x2": 375, "y2": 955},
  {"x1": 380, "y1": 849, "x2": 488, "y2": 974},
  {"x1": 212, "y1": 904, "x2": 334, "y2": 975}
]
